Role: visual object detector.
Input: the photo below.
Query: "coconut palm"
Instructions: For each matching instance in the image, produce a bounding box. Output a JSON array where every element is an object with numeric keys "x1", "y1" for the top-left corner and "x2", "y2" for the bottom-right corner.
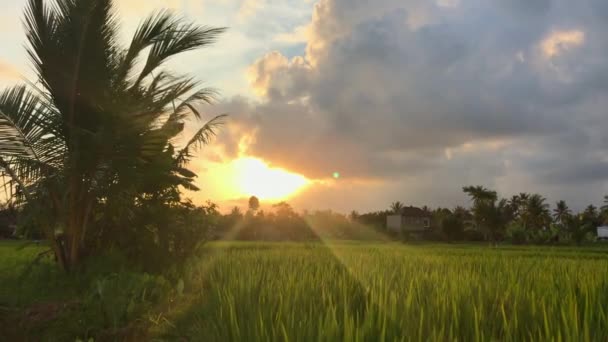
[
  {"x1": 522, "y1": 194, "x2": 551, "y2": 230},
  {"x1": 389, "y1": 201, "x2": 404, "y2": 214},
  {"x1": 463, "y1": 185, "x2": 509, "y2": 243},
  {"x1": 582, "y1": 204, "x2": 600, "y2": 227},
  {"x1": 600, "y1": 195, "x2": 608, "y2": 224},
  {"x1": 508, "y1": 192, "x2": 529, "y2": 218},
  {"x1": 553, "y1": 200, "x2": 571, "y2": 224},
  {"x1": 0, "y1": 0, "x2": 225, "y2": 271}
]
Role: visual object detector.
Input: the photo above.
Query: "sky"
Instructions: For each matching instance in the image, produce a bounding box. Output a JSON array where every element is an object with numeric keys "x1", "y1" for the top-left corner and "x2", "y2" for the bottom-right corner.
[{"x1": 1, "y1": 0, "x2": 608, "y2": 213}]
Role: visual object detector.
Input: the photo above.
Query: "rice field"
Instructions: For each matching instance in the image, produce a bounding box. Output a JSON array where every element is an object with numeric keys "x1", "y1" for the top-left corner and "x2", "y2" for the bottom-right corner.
[{"x1": 165, "y1": 242, "x2": 608, "y2": 341}]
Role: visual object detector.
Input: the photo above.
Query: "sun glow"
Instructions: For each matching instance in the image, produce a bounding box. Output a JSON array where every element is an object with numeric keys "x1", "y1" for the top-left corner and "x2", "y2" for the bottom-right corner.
[{"x1": 233, "y1": 157, "x2": 309, "y2": 200}]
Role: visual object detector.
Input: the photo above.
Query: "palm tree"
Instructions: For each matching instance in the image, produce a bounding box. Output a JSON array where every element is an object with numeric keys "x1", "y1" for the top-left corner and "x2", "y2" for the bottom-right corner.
[
  {"x1": 601, "y1": 195, "x2": 608, "y2": 211},
  {"x1": 463, "y1": 185, "x2": 509, "y2": 243},
  {"x1": 0, "y1": 0, "x2": 225, "y2": 271},
  {"x1": 463, "y1": 186, "x2": 497, "y2": 205},
  {"x1": 600, "y1": 195, "x2": 608, "y2": 224},
  {"x1": 508, "y1": 192, "x2": 529, "y2": 218},
  {"x1": 390, "y1": 201, "x2": 404, "y2": 214},
  {"x1": 522, "y1": 194, "x2": 551, "y2": 230},
  {"x1": 248, "y1": 195, "x2": 260, "y2": 212},
  {"x1": 553, "y1": 200, "x2": 571, "y2": 224},
  {"x1": 582, "y1": 204, "x2": 600, "y2": 227}
]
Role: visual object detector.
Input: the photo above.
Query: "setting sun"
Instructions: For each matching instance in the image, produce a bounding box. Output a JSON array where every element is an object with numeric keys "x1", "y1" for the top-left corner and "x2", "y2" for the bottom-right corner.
[{"x1": 234, "y1": 157, "x2": 309, "y2": 200}]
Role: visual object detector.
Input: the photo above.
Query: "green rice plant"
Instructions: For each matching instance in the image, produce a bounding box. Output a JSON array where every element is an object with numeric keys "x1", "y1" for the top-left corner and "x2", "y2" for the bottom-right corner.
[{"x1": 164, "y1": 242, "x2": 608, "y2": 341}]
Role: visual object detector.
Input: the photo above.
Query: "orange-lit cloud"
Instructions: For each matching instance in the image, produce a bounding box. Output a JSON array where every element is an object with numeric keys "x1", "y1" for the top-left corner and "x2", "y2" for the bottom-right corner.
[{"x1": 540, "y1": 29, "x2": 585, "y2": 58}]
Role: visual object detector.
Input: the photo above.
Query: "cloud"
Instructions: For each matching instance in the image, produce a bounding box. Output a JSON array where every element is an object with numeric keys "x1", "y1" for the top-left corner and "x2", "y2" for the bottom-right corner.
[
  {"x1": 207, "y1": 0, "x2": 608, "y2": 209},
  {"x1": 273, "y1": 25, "x2": 309, "y2": 44},
  {"x1": 540, "y1": 30, "x2": 585, "y2": 58},
  {"x1": 237, "y1": 0, "x2": 264, "y2": 21}
]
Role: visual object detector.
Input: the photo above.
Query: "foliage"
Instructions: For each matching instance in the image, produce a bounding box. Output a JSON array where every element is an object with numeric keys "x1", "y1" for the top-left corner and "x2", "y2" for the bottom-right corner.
[
  {"x1": 506, "y1": 223, "x2": 527, "y2": 245},
  {"x1": 440, "y1": 212, "x2": 465, "y2": 241},
  {"x1": 389, "y1": 201, "x2": 404, "y2": 214},
  {"x1": 0, "y1": 242, "x2": 172, "y2": 340},
  {"x1": 248, "y1": 196, "x2": 260, "y2": 212},
  {"x1": 463, "y1": 186, "x2": 512, "y2": 243},
  {"x1": 0, "y1": 0, "x2": 225, "y2": 271},
  {"x1": 94, "y1": 200, "x2": 220, "y2": 272},
  {"x1": 218, "y1": 202, "x2": 318, "y2": 241}
]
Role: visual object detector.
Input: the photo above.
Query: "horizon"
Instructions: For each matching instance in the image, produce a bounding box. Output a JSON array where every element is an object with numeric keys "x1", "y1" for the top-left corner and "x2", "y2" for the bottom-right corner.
[{"x1": 2, "y1": 0, "x2": 608, "y2": 212}]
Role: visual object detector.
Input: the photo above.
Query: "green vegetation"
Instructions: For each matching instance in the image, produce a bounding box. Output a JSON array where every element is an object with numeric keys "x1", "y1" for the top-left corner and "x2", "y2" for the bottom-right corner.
[
  {"x1": 0, "y1": 1, "x2": 608, "y2": 341},
  {"x1": 2, "y1": 241, "x2": 608, "y2": 340},
  {"x1": 0, "y1": 0, "x2": 225, "y2": 272}
]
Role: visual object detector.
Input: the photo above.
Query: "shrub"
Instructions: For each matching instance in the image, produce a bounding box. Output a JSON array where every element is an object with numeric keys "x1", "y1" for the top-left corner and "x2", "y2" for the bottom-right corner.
[{"x1": 506, "y1": 224, "x2": 527, "y2": 245}]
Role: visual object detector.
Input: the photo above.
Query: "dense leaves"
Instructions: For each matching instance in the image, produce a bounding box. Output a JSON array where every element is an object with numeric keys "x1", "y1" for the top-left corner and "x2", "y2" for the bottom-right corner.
[{"x1": 0, "y1": 0, "x2": 225, "y2": 271}]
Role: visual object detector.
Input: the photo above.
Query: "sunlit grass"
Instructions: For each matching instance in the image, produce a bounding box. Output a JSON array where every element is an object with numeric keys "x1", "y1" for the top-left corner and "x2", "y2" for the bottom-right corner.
[{"x1": 166, "y1": 242, "x2": 608, "y2": 341}]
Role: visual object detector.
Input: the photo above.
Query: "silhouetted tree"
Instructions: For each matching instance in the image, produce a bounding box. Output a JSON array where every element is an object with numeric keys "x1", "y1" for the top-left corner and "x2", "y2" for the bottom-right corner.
[
  {"x1": 0, "y1": 0, "x2": 226, "y2": 271},
  {"x1": 230, "y1": 206, "x2": 243, "y2": 218},
  {"x1": 441, "y1": 212, "x2": 464, "y2": 241},
  {"x1": 553, "y1": 200, "x2": 571, "y2": 224},
  {"x1": 390, "y1": 201, "x2": 404, "y2": 214},
  {"x1": 582, "y1": 205, "x2": 601, "y2": 227},
  {"x1": 521, "y1": 194, "x2": 551, "y2": 230},
  {"x1": 463, "y1": 186, "x2": 509, "y2": 243},
  {"x1": 248, "y1": 196, "x2": 260, "y2": 212}
]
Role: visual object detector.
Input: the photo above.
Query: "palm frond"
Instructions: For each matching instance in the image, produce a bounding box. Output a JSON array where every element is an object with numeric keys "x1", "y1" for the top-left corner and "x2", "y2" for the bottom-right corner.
[
  {"x1": 174, "y1": 114, "x2": 226, "y2": 167},
  {"x1": 0, "y1": 86, "x2": 48, "y2": 158},
  {"x1": 0, "y1": 110, "x2": 36, "y2": 158},
  {"x1": 119, "y1": 10, "x2": 177, "y2": 82},
  {"x1": 135, "y1": 23, "x2": 226, "y2": 86},
  {"x1": 173, "y1": 87, "x2": 218, "y2": 120},
  {"x1": 23, "y1": 0, "x2": 60, "y2": 88}
]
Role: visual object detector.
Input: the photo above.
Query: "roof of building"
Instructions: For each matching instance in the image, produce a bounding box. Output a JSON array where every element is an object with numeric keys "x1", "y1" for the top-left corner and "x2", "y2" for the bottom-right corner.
[{"x1": 400, "y1": 206, "x2": 431, "y2": 217}]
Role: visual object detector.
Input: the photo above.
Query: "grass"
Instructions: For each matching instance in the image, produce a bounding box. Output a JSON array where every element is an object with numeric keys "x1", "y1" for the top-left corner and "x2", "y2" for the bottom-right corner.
[
  {"x1": 1, "y1": 240, "x2": 608, "y2": 340},
  {"x1": 165, "y1": 242, "x2": 608, "y2": 341}
]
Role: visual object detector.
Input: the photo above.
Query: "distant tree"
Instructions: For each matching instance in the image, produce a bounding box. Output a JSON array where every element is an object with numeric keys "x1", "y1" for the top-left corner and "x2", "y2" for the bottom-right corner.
[
  {"x1": 600, "y1": 195, "x2": 608, "y2": 224},
  {"x1": 463, "y1": 186, "x2": 510, "y2": 243},
  {"x1": 390, "y1": 201, "x2": 404, "y2": 214},
  {"x1": 582, "y1": 205, "x2": 600, "y2": 227},
  {"x1": 453, "y1": 206, "x2": 472, "y2": 221},
  {"x1": 248, "y1": 196, "x2": 260, "y2": 212},
  {"x1": 230, "y1": 206, "x2": 243, "y2": 217},
  {"x1": 564, "y1": 215, "x2": 593, "y2": 245},
  {"x1": 553, "y1": 200, "x2": 571, "y2": 224},
  {"x1": 441, "y1": 213, "x2": 464, "y2": 242},
  {"x1": 422, "y1": 205, "x2": 431, "y2": 215},
  {"x1": 601, "y1": 195, "x2": 608, "y2": 211},
  {"x1": 521, "y1": 194, "x2": 551, "y2": 230},
  {"x1": 349, "y1": 210, "x2": 360, "y2": 221},
  {"x1": 509, "y1": 193, "x2": 530, "y2": 218}
]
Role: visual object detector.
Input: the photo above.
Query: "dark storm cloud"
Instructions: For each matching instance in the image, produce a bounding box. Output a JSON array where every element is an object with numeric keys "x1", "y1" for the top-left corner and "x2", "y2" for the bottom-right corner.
[{"x1": 207, "y1": 0, "x2": 608, "y2": 208}]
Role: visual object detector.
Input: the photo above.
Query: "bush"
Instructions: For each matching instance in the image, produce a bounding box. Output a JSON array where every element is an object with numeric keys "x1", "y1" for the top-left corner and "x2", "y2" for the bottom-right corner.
[
  {"x1": 87, "y1": 272, "x2": 170, "y2": 331},
  {"x1": 441, "y1": 215, "x2": 464, "y2": 241},
  {"x1": 94, "y1": 200, "x2": 220, "y2": 273},
  {"x1": 506, "y1": 224, "x2": 527, "y2": 245},
  {"x1": 462, "y1": 229, "x2": 485, "y2": 242}
]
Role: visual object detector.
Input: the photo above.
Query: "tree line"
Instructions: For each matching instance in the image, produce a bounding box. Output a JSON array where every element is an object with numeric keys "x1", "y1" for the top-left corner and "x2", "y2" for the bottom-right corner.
[{"x1": 211, "y1": 188, "x2": 608, "y2": 245}]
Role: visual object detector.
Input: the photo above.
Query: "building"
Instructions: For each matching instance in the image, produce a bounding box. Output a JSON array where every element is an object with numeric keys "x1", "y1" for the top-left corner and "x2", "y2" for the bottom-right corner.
[
  {"x1": 386, "y1": 206, "x2": 432, "y2": 234},
  {"x1": 598, "y1": 226, "x2": 608, "y2": 241}
]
